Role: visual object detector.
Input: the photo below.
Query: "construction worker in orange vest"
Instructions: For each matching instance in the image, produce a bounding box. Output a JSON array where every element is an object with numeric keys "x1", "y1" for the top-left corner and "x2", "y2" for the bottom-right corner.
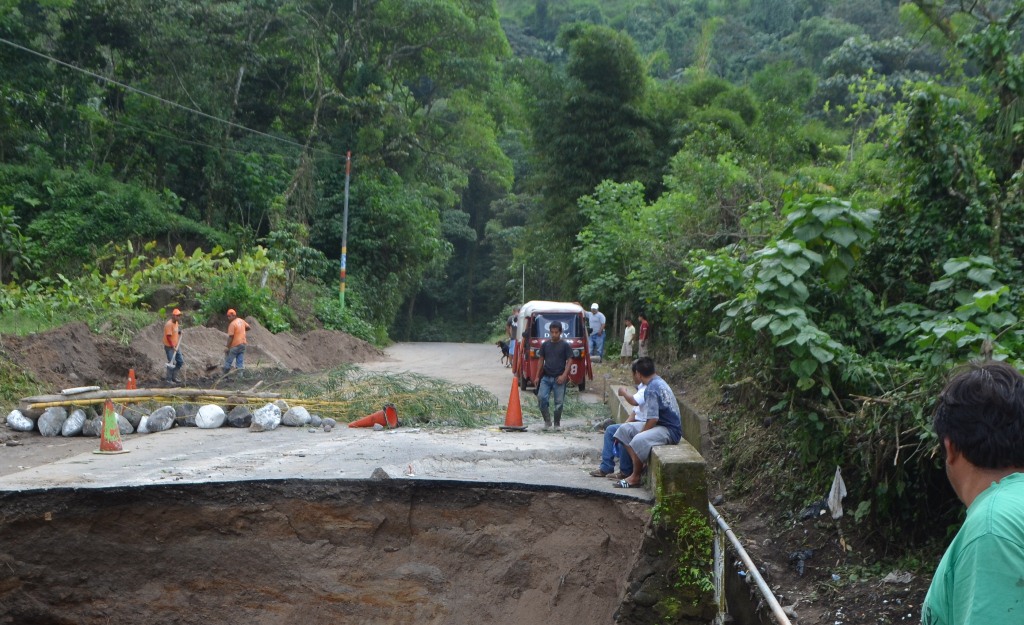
[
  {"x1": 163, "y1": 308, "x2": 183, "y2": 384},
  {"x1": 223, "y1": 308, "x2": 251, "y2": 375}
]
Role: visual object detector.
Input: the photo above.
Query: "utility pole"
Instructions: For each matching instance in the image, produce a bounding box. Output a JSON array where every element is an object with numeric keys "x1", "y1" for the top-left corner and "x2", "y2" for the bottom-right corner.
[{"x1": 340, "y1": 151, "x2": 351, "y2": 310}]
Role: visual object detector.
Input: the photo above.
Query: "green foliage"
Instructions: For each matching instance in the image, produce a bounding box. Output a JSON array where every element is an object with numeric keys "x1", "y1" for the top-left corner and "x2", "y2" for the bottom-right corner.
[
  {"x1": 0, "y1": 351, "x2": 43, "y2": 404},
  {"x1": 0, "y1": 205, "x2": 37, "y2": 283},
  {"x1": 263, "y1": 218, "x2": 333, "y2": 303},
  {"x1": 198, "y1": 274, "x2": 292, "y2": 333},
  {"x1": 574, "y1": 180, "x2": 646, "y2": 312},
  {"x1": 523, "y1": 23, "x2": 654, "y2": 289},
  {"x1": 290, "y1": 366, "x2": 500, "y2": 427},
  {"x1": 651, "y1": 497, "x2": 714, "y2": 596},
  {"x1": 314, "y1": 296, "x2": 385, "y2": 347}
]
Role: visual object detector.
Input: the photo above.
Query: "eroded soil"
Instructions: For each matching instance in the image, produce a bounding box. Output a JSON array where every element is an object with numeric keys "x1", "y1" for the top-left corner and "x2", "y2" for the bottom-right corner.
[
  {"x1": 1, "y1": 318, "x2": 384, "y2": 391},
  {"x1": 0, "y1": 480, "x2": 649, "y2": 625}
]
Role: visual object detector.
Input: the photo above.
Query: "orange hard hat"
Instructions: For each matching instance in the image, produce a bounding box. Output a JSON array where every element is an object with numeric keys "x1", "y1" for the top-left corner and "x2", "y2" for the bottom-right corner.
[
  {"x1": 172, "y1": 308, "x2": 181, "y2": 316},
  {"x1": 227, "y1": 309, "x2": 236, "y2": 316}
]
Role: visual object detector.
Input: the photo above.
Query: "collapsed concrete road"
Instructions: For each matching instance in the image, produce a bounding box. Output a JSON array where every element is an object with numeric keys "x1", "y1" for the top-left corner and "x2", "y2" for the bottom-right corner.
[
  {"x1": 0, "y1": 344, "x2": 675, "y2": 625},
  {"x1": 0, "y1": 343, "x2": 635, "y2": 497},
  {"x1": 0, "y1": 419, "x2": 648, "y2": 499}
]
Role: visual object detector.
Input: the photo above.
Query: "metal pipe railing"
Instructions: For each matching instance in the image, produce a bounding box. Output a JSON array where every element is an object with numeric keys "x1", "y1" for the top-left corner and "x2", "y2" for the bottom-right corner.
[{"x1": 709, "y1": 502, "x2": 793, "y2": 625}]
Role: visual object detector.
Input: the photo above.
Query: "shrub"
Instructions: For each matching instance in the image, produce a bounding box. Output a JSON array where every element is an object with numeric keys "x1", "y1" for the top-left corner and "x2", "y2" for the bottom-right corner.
[{"x1": 198, "y1": 274, "x2": 292, "y2": 333}]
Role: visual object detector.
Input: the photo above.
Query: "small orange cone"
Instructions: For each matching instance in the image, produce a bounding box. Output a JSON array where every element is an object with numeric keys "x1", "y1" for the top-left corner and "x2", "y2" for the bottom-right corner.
[
  {"x1": 348, "y1": 404, "x2": 399, "y2": 428},
  {"x1": 499, "y1": 378, "x2": 527, "y2": 432},
  {"x1": 94, "y1": 399, "x2": 129, "y2": 454},
  {"x1": 126, "y1": 369, "x2": 136, "y2": 390}
]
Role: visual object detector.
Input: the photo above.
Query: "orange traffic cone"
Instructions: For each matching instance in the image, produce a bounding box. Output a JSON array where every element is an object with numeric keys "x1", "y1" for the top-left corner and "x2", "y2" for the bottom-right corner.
[
  {"x1": 348, "y1": 404, "x2": 399, "y2": 428},
  {"x1": 126, "y1": 369, "x2": 136, "y2": 390},
  {"x1": 499, "y1": 378, "x2": 527, "y2": 432},
  {"x1": 94, "y1": 399, "x2": 129, "y2": 454}
]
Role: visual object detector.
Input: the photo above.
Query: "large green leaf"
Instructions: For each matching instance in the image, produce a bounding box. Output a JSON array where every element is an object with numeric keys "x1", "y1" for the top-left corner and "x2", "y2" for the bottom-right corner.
[
  {"x1": 780, "y1": 255, "x2": 811, "y2": 276},
  {"x1": 811, "y1": 204, "x2": 847, "y2": 221},
  {"x1": 823, "y1": 225, "x2": 859, "y2": 247},
  {"x1": 791, "y1": 358, "x2": 818, "y2": 379}
]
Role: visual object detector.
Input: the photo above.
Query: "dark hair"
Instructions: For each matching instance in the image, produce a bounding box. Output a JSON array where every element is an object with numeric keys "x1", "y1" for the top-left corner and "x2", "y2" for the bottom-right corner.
[
  {"x1": 934, "y1": 361, "x2": 1024, "y2": 468},
  {"x1": 633, "y1": 357, "x2": 655, "y2": 377}
]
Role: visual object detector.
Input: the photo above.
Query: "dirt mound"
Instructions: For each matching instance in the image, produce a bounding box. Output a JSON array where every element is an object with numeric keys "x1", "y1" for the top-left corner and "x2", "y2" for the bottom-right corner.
[
  {"x1": 2, "y1": 323, "x2": 152, "y2": 389},
  {"x1": 130, "y1": 317, "x2": 384, "y2": 382},
  {"x1": 2, "y1": 320, "x2": 383, "y2": 391}
]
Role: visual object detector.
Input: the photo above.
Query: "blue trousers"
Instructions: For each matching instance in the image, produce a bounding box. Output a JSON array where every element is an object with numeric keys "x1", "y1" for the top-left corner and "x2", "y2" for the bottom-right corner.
[
  {"x1": 164, "y1": 346, "x2": 183, "y2": 380},
  {"x1": 537, "y1": 375, "x2": 566, "y2": 425},
  {"x1": 590, "y1": 332, "x2": 604, "y2": 358},
  {"x1": 600, "y1": 424, "x2": 634, "y2": 475},
  {"x1": 224, "y1": 344, "x2": 246, "y2": 373}
]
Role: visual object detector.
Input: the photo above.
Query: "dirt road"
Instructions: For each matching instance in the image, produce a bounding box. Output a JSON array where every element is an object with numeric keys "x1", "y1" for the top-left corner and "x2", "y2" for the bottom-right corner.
[{"x1": 360, "y1": 342, "x2": 603, "y2": 407}]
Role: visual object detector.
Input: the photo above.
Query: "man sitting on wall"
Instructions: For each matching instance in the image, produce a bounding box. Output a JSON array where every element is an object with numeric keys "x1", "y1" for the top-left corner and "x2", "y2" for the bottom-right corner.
[{"x1": 611, "y1": 357, "x2": 682, "y2": 488}]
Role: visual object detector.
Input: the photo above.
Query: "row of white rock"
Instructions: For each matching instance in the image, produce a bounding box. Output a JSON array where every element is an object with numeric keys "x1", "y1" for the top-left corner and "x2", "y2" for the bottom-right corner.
[{"x1": 5, "y1": 402, "x2": 337, "y2": 436}]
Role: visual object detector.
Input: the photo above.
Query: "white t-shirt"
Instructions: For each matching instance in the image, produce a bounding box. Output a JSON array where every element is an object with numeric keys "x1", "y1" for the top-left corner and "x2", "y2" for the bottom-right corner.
[
  {"x1": 623, "y1": 325, "x2": 636, "y2": 344},
  {"x1": 632, "y1": 383, "x2": 647, "y2": 421}
]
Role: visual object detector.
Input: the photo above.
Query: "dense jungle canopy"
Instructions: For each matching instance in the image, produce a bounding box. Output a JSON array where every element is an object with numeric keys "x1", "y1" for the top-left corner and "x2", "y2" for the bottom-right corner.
[{"x1": 2, "y1": 0, "x2": 1024, "y2": 541}]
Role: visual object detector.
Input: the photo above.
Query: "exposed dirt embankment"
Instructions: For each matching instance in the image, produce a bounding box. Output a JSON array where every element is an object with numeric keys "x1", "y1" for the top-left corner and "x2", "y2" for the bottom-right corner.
[
  {"x1": 1, "y1": 320, "x2": 383, "y2": 390},
  {"x1": 0, "y1": 480, "x2": 649, "y2": 625}
]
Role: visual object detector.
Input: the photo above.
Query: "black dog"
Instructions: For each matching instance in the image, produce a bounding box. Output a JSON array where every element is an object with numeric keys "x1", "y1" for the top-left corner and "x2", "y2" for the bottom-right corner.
[{"x1": 496, "y1": 340, "x2": 511, "y2": 367}]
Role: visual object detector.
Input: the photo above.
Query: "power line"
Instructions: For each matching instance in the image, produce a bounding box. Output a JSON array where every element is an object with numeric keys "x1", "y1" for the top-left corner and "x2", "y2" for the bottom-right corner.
[
  {"x1": 1, "y1": 83, "x2": 306, "y2": 160},
  {"x1": 0, "y1": 35, "x2": 348, "y2": 160}
]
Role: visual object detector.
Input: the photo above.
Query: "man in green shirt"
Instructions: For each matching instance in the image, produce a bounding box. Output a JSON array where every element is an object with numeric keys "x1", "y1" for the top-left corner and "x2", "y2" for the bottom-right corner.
[{"x1": 922, "y1": 361, "x2": 1024, "y2": 625}]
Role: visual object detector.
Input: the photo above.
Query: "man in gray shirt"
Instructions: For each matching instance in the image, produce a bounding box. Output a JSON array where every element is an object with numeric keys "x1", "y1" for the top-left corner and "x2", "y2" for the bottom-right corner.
[{"x1": 532, "y1": 322, "x2": 573, "y2": 431}]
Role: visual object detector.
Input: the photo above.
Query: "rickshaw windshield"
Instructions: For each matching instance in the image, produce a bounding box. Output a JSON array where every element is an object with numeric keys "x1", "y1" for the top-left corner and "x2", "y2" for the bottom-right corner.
[{"x1": 530, "y1": 313, "x2": 583, "y2": 339}]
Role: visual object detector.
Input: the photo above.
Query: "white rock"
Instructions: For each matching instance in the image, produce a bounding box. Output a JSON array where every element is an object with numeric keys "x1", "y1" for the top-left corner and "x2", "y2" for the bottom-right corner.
[
  {"x1": 6, "y1": 409, "x2": 35, "y2": 432},
  {"x1": 252, "y1": 403, "x2": 282, "y2": 430},
  {"x1": 282, "y1": 406, "x2": 311, "y2": 427},
  {"x1": 196, "y1": 404, "x2": 226, "y2": 429},
  {"x1": 137, "y1": 415, "x2": 150, "y2": 434}
]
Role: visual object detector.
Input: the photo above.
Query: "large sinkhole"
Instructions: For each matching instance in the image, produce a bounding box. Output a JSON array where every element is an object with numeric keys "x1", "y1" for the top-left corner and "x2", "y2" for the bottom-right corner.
[{"x1": 0, "y1": 480, "x2": 651, "y2": 625}]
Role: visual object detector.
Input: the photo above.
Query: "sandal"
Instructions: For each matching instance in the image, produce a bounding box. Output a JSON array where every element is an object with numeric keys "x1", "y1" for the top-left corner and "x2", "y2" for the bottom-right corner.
[
  {"x1": 589, "y1": 469, "x2": 611, "y2": 477},
  {"x1": 613, "y1": 479, "x2": 639, "y2": 489},
  {"x1": 607, "y1": 472, "x2": 628, "y2": 480}
]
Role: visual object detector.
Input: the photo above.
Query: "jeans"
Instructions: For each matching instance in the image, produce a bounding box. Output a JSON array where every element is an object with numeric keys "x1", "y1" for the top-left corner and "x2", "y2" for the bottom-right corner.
[
  {"x1": 164, "y1": 346, "x2": 183, "y2": 380},
  {"x1": 509, "y1": 339, "x2": 515, "y2": 358},
  {"x1": 536, "y1": 374, "x2": 566, "y2": 425},
  {"x1": 600, "y1": 424, "x2": 634, "y2": 475},
  {"x1": 224, "y1": 344, "x2": 246, "y2": 373},
  {"x1": 590, "y1": 332, "x2": 604, "y2": 359}
]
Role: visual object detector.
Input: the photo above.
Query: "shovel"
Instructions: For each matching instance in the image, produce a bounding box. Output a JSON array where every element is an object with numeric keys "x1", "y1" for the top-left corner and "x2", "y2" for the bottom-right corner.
[{"x1": 166, "y1": 331, "x2": 183, "y2": 369}]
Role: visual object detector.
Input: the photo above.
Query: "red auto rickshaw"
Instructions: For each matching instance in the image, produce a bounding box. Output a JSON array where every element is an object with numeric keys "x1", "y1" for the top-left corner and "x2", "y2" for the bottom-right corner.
[{"x1": 512, "y1": 300, "x2": 594, "y2": 392}]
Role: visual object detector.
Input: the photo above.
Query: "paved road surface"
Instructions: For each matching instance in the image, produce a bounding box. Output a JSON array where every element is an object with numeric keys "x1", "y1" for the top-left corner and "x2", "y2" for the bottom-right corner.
[
  {"x1": 360, "y1": 342, "x2": 604, "y2": 407},
  {"x1": 0, "y1": 343, "x2": 645, "y2": 498}
]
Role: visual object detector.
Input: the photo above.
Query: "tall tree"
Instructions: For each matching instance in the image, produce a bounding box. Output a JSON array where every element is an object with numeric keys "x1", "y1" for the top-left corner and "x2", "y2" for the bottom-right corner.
[{"x1": 524, "y1": 23, "x2": 653, "y2": 298}]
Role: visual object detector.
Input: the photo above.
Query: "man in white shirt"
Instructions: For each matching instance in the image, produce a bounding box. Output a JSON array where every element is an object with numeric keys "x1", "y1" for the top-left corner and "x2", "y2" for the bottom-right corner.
[
  {"x1": 587, "y1": 302, "x2": 606, "y2": 361},
  {"x1": 590, "y1": 361, "x2": 645, "y2": 478},
  {"x1": 620, "y1": 318, "x2": 635, "y2": 365}
]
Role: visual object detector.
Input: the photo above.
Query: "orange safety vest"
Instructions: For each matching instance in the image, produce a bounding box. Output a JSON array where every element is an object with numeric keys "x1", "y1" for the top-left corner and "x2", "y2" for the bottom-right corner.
[
  {"x1": 227, "y1": 317, "x2": 250, "y2": 347},
  {"x1": 163, "y1": 319, "x2": 179, "y2": 348}
]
